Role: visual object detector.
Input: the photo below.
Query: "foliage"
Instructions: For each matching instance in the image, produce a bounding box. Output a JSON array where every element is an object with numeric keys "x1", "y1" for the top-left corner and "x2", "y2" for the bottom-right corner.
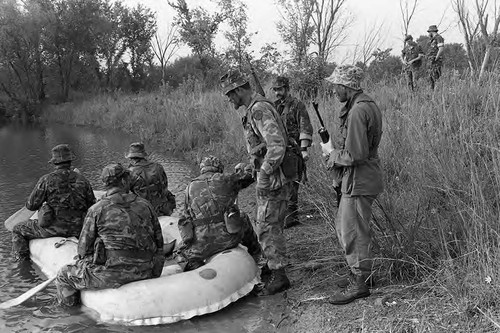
[{"x1": 367, "y1": 48, "x2": 403, "y2": 81}]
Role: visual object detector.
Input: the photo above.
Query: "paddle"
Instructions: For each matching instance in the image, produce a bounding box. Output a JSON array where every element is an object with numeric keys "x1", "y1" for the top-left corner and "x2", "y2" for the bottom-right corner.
[
  {"x1": 4, "y1": 206, "x2": 35, "y2": 231},
  {"x1": 0, "y1": 276, "x2": 57, "y2": 309}
]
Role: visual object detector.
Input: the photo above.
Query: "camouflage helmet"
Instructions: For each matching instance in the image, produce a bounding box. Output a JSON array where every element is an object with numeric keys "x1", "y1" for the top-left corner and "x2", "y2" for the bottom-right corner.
[
  {"x1": 220, "y1": 70, "x2": 249, "y2": 95},
  {"x1": 48, "y1": 144, "x2": 76, "y2": 164},
  {"x1": 199, "y1": 156, "x2": 224, "y2": 174},
  {"x1": 325, "y1": 65, "x2": 364, "y2": 90},
  {"x1": 101, "y1": 162, "x2": 130, "y2": 185},
  {"x1": 404, "y1": 34, "x2": 413, "y2": 42},
  {"x1": 272, "y1": 76, "x2": 290, "y2": 90}
]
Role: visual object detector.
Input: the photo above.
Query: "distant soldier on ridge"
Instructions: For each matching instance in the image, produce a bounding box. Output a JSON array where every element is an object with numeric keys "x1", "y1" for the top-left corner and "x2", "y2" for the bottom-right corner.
[
  {"x1": 401, "y1": 35, "x2": 424, "y2": 91},
  {"x1": 426, "y1": 25, "x2": 445, "y2": 90}
]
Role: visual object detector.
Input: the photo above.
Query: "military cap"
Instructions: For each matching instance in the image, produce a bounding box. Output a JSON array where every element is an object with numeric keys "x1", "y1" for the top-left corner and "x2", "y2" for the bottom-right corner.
[
  {"x1": 272, "y1": 76, "x2": 290, "y2": 90},
  {"x1": 325, "y1": 65, "x2": 364, "y2": 90},
  {"x1": 220, "y1": 70, "x2": 249, "y2": 95},
  {"x1": 125, "y1": 142, "x2": 148, "y2": 159},
  {"x1": 101, "y1": 163, "x2": 130, "y2": 184},
  {"x1": 48, "y1": 144, "x2": 75, "y2": 164},
  {"x1": 427, "y1": 25, "x2": 438, "y2": 32},
  {"x1": 200, "y1": 156, "x2": 224, "y2": 174},
  {"x1": 404, "y1": 34, "x2": 413, "y2": 42}
]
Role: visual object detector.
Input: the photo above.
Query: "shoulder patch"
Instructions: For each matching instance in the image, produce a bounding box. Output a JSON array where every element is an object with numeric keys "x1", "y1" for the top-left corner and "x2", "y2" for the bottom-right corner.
[{"x1": 253, "y1": 109, "x2": 263, "y2": 121}]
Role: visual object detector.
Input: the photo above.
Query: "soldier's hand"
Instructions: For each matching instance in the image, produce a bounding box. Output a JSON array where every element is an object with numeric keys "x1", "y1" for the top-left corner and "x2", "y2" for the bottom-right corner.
[
  {"x1": 320, "y1": 140, "x2": 334, "y2": 156},
  {"x1": 301, "y1": 150, "x2": 309, "y2": 161}
]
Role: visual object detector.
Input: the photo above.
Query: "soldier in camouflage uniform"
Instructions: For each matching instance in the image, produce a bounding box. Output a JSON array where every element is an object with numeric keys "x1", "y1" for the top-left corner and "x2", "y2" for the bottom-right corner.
[
  {"x1": 11, "y1": 144, "x2": 95, "y2": 261},
  {"x1": 220, "y1": 70, "x2": 291, "y2": 296},
  {"x1": 55, "y1": 163, "x2": 164, "y2": 307},
  {"x1": 176, "y1": 156, "x2": 260, "y2": 271},
  {"x1": 401, "y1": 35, "x2": 424, "y2": 91},
  {"x1": 126, "y1": 142, "x2": 176, "y2": 216},
  {"x1": 426, "y1": 25, "x2": 445, "y2": 90},
  {"x1": 272, "y1": 76, "x2": 313, "y2": 228}
]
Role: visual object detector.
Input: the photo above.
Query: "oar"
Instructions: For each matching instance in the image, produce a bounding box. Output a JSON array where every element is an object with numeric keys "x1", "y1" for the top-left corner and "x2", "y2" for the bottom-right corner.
[{"x1": 0, "y1": 276, "x2": 57, "y2": 309}]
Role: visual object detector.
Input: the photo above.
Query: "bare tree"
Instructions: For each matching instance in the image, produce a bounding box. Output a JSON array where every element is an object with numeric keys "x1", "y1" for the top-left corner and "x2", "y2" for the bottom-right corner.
[
  {"x1": 476, "y1": 0, "x2": 500, "y2": 79},
  {"x1": 351, "y1": 21, "x2": 387, "y2": 66},
  {"x1": 151, "y1": 26, "x2": 179, "y2": 85},
  {"x1": 400, "y1": 0, "x2": 418, "y2": 38},
  {"x1": 452, "y1": 0, "x2": 481, "y2": 72}
]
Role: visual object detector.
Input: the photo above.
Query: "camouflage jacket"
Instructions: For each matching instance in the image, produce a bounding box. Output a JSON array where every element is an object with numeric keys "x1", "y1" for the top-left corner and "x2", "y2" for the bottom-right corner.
[
  {"x1": 427, "y1": 34, "x2": 445, "y2": 60},
  {"x1": 128, "y1": 159, "x2": 172, "y2": 211},
  {"x1": 243, "y1": 92, "x2": 288, "y2": 191},
  {"x1": 274, "y1": 95, "x2": 313, "y2": 146},
  {"x1": 26, "y1": 164, "x2": 95, "y2": 235},
  {"x1": 327, "y1": 91, "x2": 384, "y2": 196},
  {"x1": 402, "y1": 40, "x2": 424, "y2": 67},
  {"x1": 78, "y1": 189, "x2": 163, "y2": 266}
]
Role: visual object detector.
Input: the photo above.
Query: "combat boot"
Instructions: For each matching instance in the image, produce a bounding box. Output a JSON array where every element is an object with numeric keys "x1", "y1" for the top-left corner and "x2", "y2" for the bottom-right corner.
[
  {"x1": 328, "y1": 275, "x2": 370, "y2": 305},
  {"x1": 258, "y1": 268, "x2": 290, "y2": 296}
]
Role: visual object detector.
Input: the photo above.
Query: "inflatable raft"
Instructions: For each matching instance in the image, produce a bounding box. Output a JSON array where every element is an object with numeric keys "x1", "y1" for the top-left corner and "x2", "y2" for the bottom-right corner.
[{"x1": 4, "y1": 192, "x2": 260, "y2": 326}]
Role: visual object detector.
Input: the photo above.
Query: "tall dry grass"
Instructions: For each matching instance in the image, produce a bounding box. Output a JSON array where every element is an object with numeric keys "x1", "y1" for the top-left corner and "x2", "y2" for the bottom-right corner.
[{"x1": 44, "y1": 73, "x2": 500, "y2": 311}]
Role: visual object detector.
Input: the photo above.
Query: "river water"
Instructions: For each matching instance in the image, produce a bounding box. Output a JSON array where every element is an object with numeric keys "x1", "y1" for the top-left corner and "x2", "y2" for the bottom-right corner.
[{"x1": 0, "y1": 123, "x2": 282, "y2": 333}]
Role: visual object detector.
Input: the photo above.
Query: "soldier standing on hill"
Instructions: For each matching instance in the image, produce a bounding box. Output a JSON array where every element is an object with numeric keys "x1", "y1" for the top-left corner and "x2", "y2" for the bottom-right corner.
[
  {"x1": 320, "y1": 65, "x2": 384, "y2": 305},
  {"x1": 401, "y1": 35, "x2": 424, "y2": 91},
  {"x1": 426, "y1": 25, "x2": 445, "y2": 90},
  {"x1": 272, "y1": 76, "x2": 313, "y2": 228},
  {"x1": 220, "y1": 70, "x2": 291, "y2": 296}
]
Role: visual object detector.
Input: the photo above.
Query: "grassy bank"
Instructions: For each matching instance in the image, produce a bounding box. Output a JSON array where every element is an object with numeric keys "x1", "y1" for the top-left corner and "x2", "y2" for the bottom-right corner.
[{"x1": 43, "y1": 74, "x2": 500, "y2": 330}]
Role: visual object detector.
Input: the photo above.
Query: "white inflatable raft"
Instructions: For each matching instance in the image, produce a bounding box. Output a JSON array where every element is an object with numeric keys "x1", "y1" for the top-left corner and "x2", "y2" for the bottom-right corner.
[{"x1": 4, "y1": 192, "x2": 260, "y2": 326}]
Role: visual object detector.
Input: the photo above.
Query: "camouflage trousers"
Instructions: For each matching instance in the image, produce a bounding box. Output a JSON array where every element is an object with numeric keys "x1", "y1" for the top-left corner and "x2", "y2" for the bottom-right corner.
[
  {"x1": 255, "y1": 184, "x2": 289, "y2": 270},
  {"x1": 336, "y1": 194, "x2": 377, "y2": 277},
  {"x1": 427, "y1": 60, "x2": 442, "y2": 90},
  {"x1": 284, "y1": 161, "x2": 304, "y2": 226},
  {"x1": 405, "y1": 66, "x2": 422, "y2": 90},
  {"x1": 11, "y1": 219, "x2": 77, "y2": 259},
  {"x1": 176, "y1": 212, "x2": 260, "y2": 270},
  {"x1": 56, "y1": 257, "x2": 155, "y2": 307}
]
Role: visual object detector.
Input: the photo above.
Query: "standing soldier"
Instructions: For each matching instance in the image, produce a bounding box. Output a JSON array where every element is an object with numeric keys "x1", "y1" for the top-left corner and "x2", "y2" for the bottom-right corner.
[
  {"x1": 426, "y1": 25, "x2": 445, "y2": 90},
  {"x1": 401, "y1": 35, "x2": 424, "y2": 91},
  {"x1": 11, "y1": 144, "x2": 95, "y2": 261},
  {"x1": 55, "y1": 163, "x2": 164, "y2": 307},
  {"x1": 220, "y1": 70, "x2": 291, "y2": 296},
  {"x1": 126, "y1": 142, "x2": 176, "y2": 216},
  {"x1": 272, "y1": 76, "x2": 313, "y2": 228},
  {"x1": 320, "y1": 65, "x2": 384, "y2": 305},
  {"x1": 176, "y1": 156, "x2": 260, "y2": 271}
]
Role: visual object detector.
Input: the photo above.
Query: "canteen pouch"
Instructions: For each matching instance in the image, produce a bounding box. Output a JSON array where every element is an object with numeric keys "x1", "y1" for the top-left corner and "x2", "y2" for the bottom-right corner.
[
  {"x1": 38, "y1": 203, "x2": 55, "y2": 227},
  {"x1": 178, "y1": 216, "x2": 194, "y2": 244},
  {"x1": 224, "y1": 206, "x2": 242, "y2": 234},
  {"x1": 92, "y1": 238, "x2": 106, "y2": 265},
  {"x1": 281, "y1": 146, "x2": 299, "y2": 179}
]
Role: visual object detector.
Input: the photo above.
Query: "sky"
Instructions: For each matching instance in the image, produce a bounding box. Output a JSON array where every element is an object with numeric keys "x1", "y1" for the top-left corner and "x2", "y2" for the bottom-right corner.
[{"x1": 123, "y1": 0, "x2": 464, "y2": 64}]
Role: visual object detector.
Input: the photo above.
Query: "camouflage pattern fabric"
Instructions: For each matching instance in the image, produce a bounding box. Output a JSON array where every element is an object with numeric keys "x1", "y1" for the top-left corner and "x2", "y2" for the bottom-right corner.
[
  {"x1": 243, "y1": 93, "x2": 290, "y2": 270},
  {"x1": 176, "y1": 168, "x2": 258, "y2": 269},
  {"x1": 426, "y1": 33, "x2": 444, "y2": 89},
  {"x1": 128, "y1": 159, "x2": 176, "y2": 216},
  {"x1": 12, "y1": 165, "x2": 95, "y2": 258},
  {"x1": 402, "y1": 40, "x2": 424, "y2": 90},
  {"x1": 55, "y1": 189, "x2": 164, "y2": 306},
  {"x1": 325, "y1": 65, "x2": 364, "y2": 90}
]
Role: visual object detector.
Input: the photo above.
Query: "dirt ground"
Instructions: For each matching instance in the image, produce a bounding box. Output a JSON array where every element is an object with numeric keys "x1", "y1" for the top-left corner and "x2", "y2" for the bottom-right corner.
[{"x1": 235, "y1": 186, "x2": 498, "y2": 333}]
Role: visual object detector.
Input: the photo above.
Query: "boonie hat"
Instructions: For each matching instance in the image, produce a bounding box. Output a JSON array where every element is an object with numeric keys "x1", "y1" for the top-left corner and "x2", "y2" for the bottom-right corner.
[
  {"x1": 272, "y1": 76, "x2": 290, "y2": 90},
  {"x1": 404, "y1": 34, "x2": 413, "y2": 42},
  {"x1": 325, "y1": 65, "x2": 364, "y2": 90},
  {"x1": 200, "y1": 156, "x2": 224, "y2": 174},
  {"x1": 427, "y1": 25, "x2": 438, "y2": 32},
  {"x1": 101, "y1": 163, "x2": 130, "y2": 184},
  {"x1": 125, "y1": 142, "x2": 148, "y2": 159},
  {"x1": 220, "y1": 70, "x2": 249, "y2": 95},
  {"x1": 48, "y1": 144, "x2": 76, "y2": 164}
]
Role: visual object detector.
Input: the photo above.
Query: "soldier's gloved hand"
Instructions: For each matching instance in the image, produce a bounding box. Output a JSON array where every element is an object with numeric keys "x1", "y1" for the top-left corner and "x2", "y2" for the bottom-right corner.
[
  {"x1": 301, "y1": 150, "x2": 309, "y2": 162},
  {"x1": 320, "y1": 140, "x2": 334, "y2": 157}
]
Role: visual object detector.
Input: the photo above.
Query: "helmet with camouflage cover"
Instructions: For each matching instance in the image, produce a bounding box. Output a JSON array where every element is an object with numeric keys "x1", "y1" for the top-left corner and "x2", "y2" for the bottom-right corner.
[
  {"x1": 48, "y1": 144, "x2": 76, "y2": 164},
  {"x1": 101, "y1": 162, "x2": 130, "y2": 185},
  {"x1": 325, "y1": 65, "x2": 364, "y2": 90},
  {"x1": 199, "y1": 156, "x2": 224, "y2": 174}
]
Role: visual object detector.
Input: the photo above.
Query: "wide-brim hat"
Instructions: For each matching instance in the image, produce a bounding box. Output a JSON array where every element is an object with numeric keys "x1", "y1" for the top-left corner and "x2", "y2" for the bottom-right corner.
[
  {"x1": 101, "y1": 162, "x2": 130, "y2": 184},
  {"x1": 125, "y1": 142, "x2": 148, "y2": 159},
  {"x1": 404, "y1": 34, "x2": 413, "y2": 42},
  {"x1": 427, "y1": 25, "x2": 438, "y2": 32},
  {"x1": 200, "y1": 155, "x2": 224, "y2": 173},
  {"x1": 48, "y1": 144, "x2": 76, "y2": 164},
  {"x1": 220, "y1": 70, "x2": 249, "y2": 95},
  {"x1": 272, "y1": 76, "x2": 290, "y2": 90},
  {"x1": 325, "y1": 65, "x2": 364, "y2": 90}
]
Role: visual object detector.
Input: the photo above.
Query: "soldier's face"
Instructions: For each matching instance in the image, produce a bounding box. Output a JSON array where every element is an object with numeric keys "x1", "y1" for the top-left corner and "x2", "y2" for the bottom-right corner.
[
  {"x1": 333, "y1": 84, "x2": 348, "y2": 102},
  {"x1": 226, "y1": 89, "x2": 242, "y2": 109},
  {"x1": 273, "y1": 86, "x2": 288, "y2": 100}
]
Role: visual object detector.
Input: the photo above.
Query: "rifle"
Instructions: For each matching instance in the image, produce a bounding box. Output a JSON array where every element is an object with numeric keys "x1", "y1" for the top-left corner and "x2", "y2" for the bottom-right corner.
[
  {"x1": 246, "y1": 55, "x2": 266, "y2": 97},
  {"x1": 312, "y1": 102, "x2": 330, "y2": 143}
]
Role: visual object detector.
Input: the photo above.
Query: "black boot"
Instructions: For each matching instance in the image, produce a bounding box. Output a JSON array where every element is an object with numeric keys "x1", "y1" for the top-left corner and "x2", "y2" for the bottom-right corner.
[
  {"x1": 328, "y1": 275, "x2": 370, "y2": 305},
  {"x1": 258, "y1": 268, "x2": 290, "y2": 296}
]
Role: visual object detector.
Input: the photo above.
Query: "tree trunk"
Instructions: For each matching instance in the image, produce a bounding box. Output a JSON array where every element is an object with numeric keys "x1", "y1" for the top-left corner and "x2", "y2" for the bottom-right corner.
[{"x1": 478, "y1": 44, "x2": 492, "y2": 80}]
